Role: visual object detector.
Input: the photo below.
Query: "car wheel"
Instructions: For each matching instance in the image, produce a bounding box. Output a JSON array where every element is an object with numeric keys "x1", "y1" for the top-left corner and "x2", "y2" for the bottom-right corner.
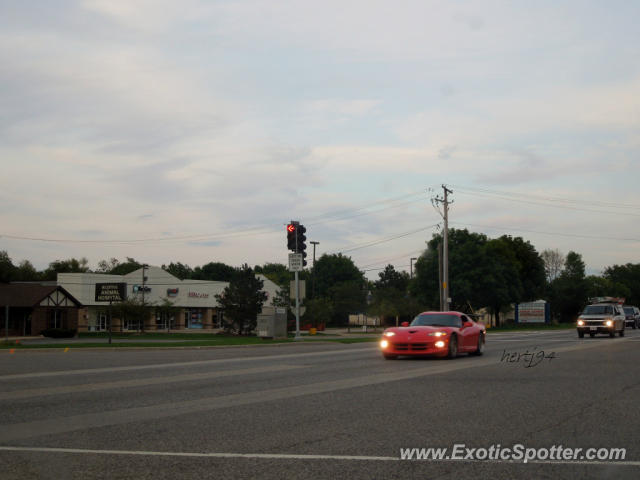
[
  {"x1": 589, "y1": 332, "x2": 596, "y2": 338},
  {"x1": 472, "y1": 333, "x2": 485, "y2": 355},
  {"x1": 609, "y1": 330, "x2": 615, "y2": 338},
  {"x1": 632, "y1": 322, "x2": 637, "y2": 330},
  {"x1": 578, "y1": 331, "x2": 584, "y2": 338},
  {"x1": 447, "y1": 335, "x2": 458, "y2": 359},
  {"x1": 383, "y1": 354, "x2": 397, "y2": 360},
  {"x1": 620, "y1": 328, "x2": 625, "y2": 337}
]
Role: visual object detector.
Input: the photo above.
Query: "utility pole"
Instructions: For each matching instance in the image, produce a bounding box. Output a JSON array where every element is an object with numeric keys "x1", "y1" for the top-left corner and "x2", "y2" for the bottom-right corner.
[
  {"x1": 141, "y1": 264, "x2": 148, "y2": 332},
  {"x1": 310, "y1": 241, "x2": 319, "y2": 266},
  {"x1": 311, "y1": 241, "x2": 319, "y2": 298},
  {"x1": 410, "y1": 257, "x2": 417, "y2": 278},
  {"x1": 438, "y1": 243, "x2": 443, "y2": 311},
  {"x1": 432, "y1": 185, "x2": 453, "y2": 311}
]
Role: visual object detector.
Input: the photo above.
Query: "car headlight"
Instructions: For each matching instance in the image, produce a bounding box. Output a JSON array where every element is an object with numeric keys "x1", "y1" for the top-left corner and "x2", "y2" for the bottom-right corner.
[
  {"x1": 380, "y1": 340, "x2": 389, "y2": 349},
  {"x1": 435, "y1": 340, "x2": 445, "y2": 348},
  {"x1": 606, "y1": 320, "x2": 613, "y2": 327},
  {"x1": 428, "y1": 331, "x2": 447, "y2": 337},
  {"x1": 383, "y1": 331, "x2": 395, "y2": 337},
  {"x1": 577, "y1": 320, "x2": 584, "y2": 326}
]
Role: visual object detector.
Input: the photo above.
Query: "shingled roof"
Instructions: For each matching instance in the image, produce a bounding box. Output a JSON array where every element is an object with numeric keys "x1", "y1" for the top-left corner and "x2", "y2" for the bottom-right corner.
[{"x1": 0, "y1": 284, "x2": 82, "y2": 308}]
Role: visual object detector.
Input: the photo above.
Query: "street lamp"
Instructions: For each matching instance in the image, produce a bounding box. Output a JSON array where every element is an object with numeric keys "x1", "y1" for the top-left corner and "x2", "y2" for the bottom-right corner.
[{"x1": 410, "y1": 257, "x2": 417, "y2": 278}]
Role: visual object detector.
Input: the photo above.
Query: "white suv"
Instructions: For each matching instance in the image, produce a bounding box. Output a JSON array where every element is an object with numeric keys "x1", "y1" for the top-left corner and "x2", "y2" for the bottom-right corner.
[{"x1": 577, "y1": 303, "x2": 626, "y2": 338}]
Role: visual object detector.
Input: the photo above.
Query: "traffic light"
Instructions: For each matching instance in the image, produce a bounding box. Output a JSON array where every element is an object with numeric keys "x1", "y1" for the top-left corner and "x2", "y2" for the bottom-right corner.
[
  {"x1": 287, "y1": 223, "x2": 297, "y2": 251},
  {"x1": 298, "y1": 224, "x2": 307, "y2": 266}
]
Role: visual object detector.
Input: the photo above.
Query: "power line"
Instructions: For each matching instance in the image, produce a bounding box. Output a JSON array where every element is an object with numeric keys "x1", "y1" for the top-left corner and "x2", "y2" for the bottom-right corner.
[
  {"x1": 451, "y1": 184, "x2": 640, "y2": 210},
  {"x1": 0, "y1": 191, "x2": 429, "y2": 246},
  {"x1": 452, "y1": 185, "x2": 640, "y2": 217},
  {"x1": 329, "y1": 224, "x2": 438, "y2": 255},
  {"x1": 363, "y1": 263, "x2": 411, "y2": 273},
  {"x1": 359, "y1": 248, "x2": 425, "y2": 269},
  {"x1": 304, "y1": 190, "x2": 426, "y2": 223},
  {"x1": 450, "y1": 221, "x2": 640, "y2": 242}
]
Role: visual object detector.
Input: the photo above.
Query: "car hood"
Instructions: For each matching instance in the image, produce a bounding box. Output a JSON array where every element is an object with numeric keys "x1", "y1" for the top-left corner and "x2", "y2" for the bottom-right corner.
[{"x1": 383, "y1": 325, "x2": 457, "y2": 338}]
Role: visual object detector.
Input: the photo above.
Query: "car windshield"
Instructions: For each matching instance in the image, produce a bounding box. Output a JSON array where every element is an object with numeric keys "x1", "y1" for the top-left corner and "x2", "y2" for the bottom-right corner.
[
  {"x1": 411, "y1": 314, "x2": 462, "y2": 327},
  {"x1": 583, "y1": 305, "x2": 613, "y2": 315},
  {"x1": 623, "y1": 307, "x2": 634, "y2": 314}
]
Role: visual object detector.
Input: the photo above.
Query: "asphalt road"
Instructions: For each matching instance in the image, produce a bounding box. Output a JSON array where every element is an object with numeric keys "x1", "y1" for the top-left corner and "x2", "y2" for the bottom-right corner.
[{"x1": 1, "y1": 329, "x2": 639, "y2": 479}]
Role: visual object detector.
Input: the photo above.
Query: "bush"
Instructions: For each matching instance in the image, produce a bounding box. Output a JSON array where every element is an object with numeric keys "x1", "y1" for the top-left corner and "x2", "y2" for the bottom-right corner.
[{"x1": 41, "y1": 328, "x2": 77, "y2": 338}]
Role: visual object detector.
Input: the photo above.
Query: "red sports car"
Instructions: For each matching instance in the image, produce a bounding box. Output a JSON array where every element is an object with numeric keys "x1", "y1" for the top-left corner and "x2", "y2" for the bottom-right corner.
[{"x1": 379, "y1": 311, "x2": 486, "y2": 359}]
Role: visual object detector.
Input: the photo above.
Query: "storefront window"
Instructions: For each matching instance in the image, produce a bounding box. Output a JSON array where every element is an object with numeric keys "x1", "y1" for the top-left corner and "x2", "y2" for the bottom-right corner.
[
  {"x1": 155, "y1": 312, "x2": 175, "y2": 330},
  {"x1": 97, "y1": 312, "x2": 109, "y2": 331},
  {"x1": 184, "y1": 309, "x2": 203, "y2": 329},
  {"x1": 123, "y1": 317, "x2": 140, "y2": 331}
]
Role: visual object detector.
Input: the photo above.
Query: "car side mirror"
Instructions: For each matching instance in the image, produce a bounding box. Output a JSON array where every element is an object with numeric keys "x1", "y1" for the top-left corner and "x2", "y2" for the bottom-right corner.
[{"x1": 401, "y1": 322, "x2": 409, "y2": 327}]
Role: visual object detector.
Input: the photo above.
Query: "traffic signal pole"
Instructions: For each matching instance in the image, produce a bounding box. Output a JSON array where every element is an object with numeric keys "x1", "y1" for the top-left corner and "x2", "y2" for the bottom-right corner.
[
  {"x1": 294, "y1": 269, "x2": 301, "y2": 340},
  {"x1": 288, "y1": 221, "x2": 303, "y2": 341}
]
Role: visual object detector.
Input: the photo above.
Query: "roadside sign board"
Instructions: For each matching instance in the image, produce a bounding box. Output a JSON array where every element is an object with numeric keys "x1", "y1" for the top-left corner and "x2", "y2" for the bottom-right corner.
[
  {"x1": 95, "y1": 283, "x2": 127, "y2": 302},
  {"x1": 516, "y1": 301, "x2": 548, "y2": 323},
  {"x1": 290, "y1": 280, "x2": 306, "y2": 300},
  {"x1": 288, "y1": 253, "x2": 303, "y2": 272}
]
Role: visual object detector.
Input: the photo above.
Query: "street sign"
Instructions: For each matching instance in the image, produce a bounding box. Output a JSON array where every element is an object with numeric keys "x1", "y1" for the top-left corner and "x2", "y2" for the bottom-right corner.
[
  {"x1": 290, "y1": 280, "x2": 306, "y2": 300},
  {"x1": 95, "y1": 283, "x2": 127, "y2": 302},
  {"x1": 288, "y1": 253, "x2": 303, "y2": 272}
]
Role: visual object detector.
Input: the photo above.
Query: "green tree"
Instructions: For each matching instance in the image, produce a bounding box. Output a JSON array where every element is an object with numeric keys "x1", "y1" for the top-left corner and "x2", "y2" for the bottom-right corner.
[
  {"x1": 14, "y1": 260, "x2": 40, "y2": 281},
  {"x1": 412, "y1": 229, "x2": 489, "y2": 310},
  {"x1": 481, "y1": 238, "x2": 523, "y2": 326},
  {"x1": 109, "y1": 257, "x2": 143, "y2": 276},
  {"x1": 369, "y1": 265, "x2": 410, "y2": 326},
  {"x1": 585, "y1": 275, "x2": 630, "y2": 299},
  {"x1": 328, "y1": 281, "x2": 367, "y2": 325},
  {"x1": 96, "y1": 258, "x2": 120, "y2": 273},
  {"x1": 254, "y1": 263, "x2": 291, "y2": 288},
  {"x1": 162, "y1": 262, "x2": 194, "y2": 280},
  {"x1": 302, "y1": 297, "x2": 334, "y2": 328},
  {"x1": 215, "y1": 264, "x2": 267, "y2": 335},
  {"x1": 0, "y1": 250, "x2": 16, "y2": 283},
  {"x1": 541, "y1": 249, "x2": 565, "y2": 283},
  {"x1": 495, "y1": 235, "x2": 545, "y2": 301},
  {"x1": 312, "y1": 254, "x2": 366, "y2": 325},
  {"x1": 42, "y1": 257, "x2": 90, "y2": 280},
  {"x1": 193, "y1": 262, "x2": 237, "y2": 282},
  {"x1": 604, "y1": 263, "x2": 640, "y2": 306},
  {"x1": 548, "y1": 251, "x2": 588, "y2": 322}
]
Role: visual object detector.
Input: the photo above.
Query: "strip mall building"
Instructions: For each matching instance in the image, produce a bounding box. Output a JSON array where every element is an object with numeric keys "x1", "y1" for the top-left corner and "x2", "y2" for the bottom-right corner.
[{"x1": 55, "y1": 266, "x2": 280, "y2": 333}]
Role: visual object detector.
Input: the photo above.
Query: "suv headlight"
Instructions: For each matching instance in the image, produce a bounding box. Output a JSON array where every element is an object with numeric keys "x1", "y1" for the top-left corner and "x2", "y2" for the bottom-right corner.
[
  {"x1": 606, "y1": 320, "x2": 613, "y2": 327},
  {"x1": 577, "y1": 320, "x2": 584, "y2": 326}
]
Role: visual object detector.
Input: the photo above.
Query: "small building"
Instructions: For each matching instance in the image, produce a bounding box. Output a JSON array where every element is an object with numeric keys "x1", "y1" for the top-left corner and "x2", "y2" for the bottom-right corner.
[
  {"x1": 0, "y1": 284, "x2": 83, "y2": 336},
  {"x1": 57, "y1": 266, "x2": 281, "y2": 333}
]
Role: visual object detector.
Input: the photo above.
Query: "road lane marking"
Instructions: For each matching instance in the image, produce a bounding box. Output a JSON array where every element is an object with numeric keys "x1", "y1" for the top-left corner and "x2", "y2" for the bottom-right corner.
[
  {"x1": 0, "y1": 345, "x2": 377, "y2": 381},
  {"x1": 0, "y1": 338, "x2": 623, "y2": 442},
  {"x1": 0, "y1": 365, "x2": 305, "y2": 401},
  {"x1": 0, "y1": 446, "x2": 638, "y2": 467}
]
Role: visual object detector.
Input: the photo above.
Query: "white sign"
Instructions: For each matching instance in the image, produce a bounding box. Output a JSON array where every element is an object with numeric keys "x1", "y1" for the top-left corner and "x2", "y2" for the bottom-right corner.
[
  {"x1": 290, "y1": 280, "x2": 306, "y2": 300},
  {"x1": 288, "y1": 253, "x2": 303, "y2": 272},
  {"x1": 518, "y1": 302, "x2": 546, "y2": 323}
]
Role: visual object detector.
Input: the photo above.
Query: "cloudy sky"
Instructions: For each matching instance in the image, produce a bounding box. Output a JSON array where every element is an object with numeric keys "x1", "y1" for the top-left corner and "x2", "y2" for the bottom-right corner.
[{"x1": 1, "y1": 0, "x2": 638, "y2": 278}]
